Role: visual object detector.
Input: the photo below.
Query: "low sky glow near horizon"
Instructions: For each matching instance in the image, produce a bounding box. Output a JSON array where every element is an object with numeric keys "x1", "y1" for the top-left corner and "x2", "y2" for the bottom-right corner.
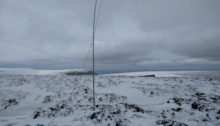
[{"x1": 0, "y1": 0, "x2": 220, "y2": 73}]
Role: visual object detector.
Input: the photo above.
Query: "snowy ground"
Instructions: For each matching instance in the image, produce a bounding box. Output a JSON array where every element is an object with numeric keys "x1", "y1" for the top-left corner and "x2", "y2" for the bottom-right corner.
[{"x1": 0, "y1": 69, "x2": 220, "y2": 126}]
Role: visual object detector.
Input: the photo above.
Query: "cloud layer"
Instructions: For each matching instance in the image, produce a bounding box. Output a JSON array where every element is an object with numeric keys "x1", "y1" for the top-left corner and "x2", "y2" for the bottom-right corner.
[{"x1": 0, "y1": 0, "x2": 220, "y2": 72}]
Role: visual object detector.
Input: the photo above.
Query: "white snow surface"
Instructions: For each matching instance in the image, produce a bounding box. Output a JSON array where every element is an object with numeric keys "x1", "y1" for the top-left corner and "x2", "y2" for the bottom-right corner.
[{"x1": 0, "y1": 69, "x2": 220, "y2": 126}]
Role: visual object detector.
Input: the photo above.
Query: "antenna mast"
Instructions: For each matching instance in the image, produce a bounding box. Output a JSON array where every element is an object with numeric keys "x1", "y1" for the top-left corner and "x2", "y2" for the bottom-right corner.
[{"x1": 92, "y1": 0, "x2": 98, "y2": 111}]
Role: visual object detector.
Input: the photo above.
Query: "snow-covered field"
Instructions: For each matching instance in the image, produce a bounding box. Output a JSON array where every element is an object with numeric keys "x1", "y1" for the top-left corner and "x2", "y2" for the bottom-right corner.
[{"x1": 0, "y1": 69, "x2": 220, "y2": 126}]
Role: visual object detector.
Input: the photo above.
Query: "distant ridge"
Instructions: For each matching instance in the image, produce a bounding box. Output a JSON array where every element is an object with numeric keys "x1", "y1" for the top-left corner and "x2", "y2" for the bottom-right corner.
[
  {"x1": 64, "y1": 71, "x2": 96, "y2": 75},
  {"x1": 0, "y1": 68, "x2": 92, "y2": 75}
]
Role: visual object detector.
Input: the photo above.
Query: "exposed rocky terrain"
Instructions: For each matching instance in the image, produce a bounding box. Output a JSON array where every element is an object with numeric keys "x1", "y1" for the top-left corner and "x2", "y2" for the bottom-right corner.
[{"x1": 0, "y1": 70, "x2": 219, "y2": 126}]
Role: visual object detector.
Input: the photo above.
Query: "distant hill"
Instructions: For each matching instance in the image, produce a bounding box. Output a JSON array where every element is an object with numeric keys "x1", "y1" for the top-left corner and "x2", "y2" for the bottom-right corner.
[
  {"x1": 0, "y1": 68, "x2": 94, "y2": 75},
  {"x1": 63, "y1": 71, "x2": 96, "y2": 75}
]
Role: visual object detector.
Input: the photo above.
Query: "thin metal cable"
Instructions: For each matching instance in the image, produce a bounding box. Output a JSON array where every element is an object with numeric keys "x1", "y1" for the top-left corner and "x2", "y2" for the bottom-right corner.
[
  {"x1": 48, "y1": 0, "x2": 101, "y2": 125},
  {"x1": 82, "y1": 0, "x2": 102, "y2": 70},
  {"x1": 95, "y1": 0, "x2": 103, "y2": 28},
  {"x1": 92, "y1": 0, "x2": 98, "y2": 111},
  {"x1": 82, "y1": 40, "x2": 93, "y2": 69}
]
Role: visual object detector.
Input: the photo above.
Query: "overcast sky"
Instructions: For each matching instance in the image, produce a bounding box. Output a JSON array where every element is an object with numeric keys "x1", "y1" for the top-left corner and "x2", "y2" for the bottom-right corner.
[{"x1": 0, "y1": 0, "x2": 220, "y2": 73}]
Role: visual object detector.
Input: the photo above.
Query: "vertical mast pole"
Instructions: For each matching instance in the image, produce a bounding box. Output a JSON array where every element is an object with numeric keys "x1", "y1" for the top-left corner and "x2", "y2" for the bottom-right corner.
[{"x1": 92, "y1": 0, "x2": 98, "y2": 111}]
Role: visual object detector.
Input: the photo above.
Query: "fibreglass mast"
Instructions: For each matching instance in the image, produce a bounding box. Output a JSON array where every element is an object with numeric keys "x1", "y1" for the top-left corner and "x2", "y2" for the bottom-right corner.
[{"x1": 92, "y1": 0, "x2": 98, "y2": 111}]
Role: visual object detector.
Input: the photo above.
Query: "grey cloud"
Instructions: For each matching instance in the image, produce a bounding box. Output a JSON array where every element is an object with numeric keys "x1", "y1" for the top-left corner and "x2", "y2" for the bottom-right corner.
[{"x1": 0, "y1": 0, "x2": 220, "y2": 73}]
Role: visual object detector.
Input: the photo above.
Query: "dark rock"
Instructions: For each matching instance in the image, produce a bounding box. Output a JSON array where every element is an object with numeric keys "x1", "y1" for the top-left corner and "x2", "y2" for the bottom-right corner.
[
  {"x1": 195, "y1": 92, "x2": 205, "y2": 96},
  {"x1": 8, "y1": 99, "x2": 17, "y2": 104},
  {"x1": 36, "y1": 124, "x2": 44, "y2": 126},
  {"x1": 115, "y1": 120, "x2": 123, "y2": 126},
  {"x1": 156, "y1": 120, "x2": 170, "y2": 125},
  {"x1": 107, "y1": 115, "x2": 112, "y2": 120},
  {"x1": 33, "y1": 111, "x2": 40, "y2": 119},
  {"x1": 43, "y1": 96, "x2": 51, "y2": 103},
  {"x1": 202, "y1": 118, "x2": 209, "y2": 122},
  {"x1": 172, "y1": 97, "x2": 183, "y2": 106},
  {"x1": 84, "y1": 89, "x2": 88, "y2": 93},
  {"x1": 191, "y1": 102, "x2": 199, "y2": 110},
  {"x1": 89, "y1": 112, "x2": 99, "y2": 120},
  {"x1": 210, "y1": 95, "x2": 220, "y2": 103},
  {"x1": 161, "y1": 110, "x2": 167, "y2": 119},
  {"x1": 156, "y1": 119, "x2": 188, "y2": 126},
  {"x1": 123, "y1": 103, "x2": 144, "y2": 113},
  {"x1": 172, "y1": 108, "x2": 182, "y2": 112},
  {"x1": 111, "y1": 110, "x2": 121, "y2": 115},
  {"x1": 89, "y1": 98, "x2": 93, "y2": 102},
  {"x1": 206, "y1": 113, "x2": 209, "y2": 117},
  {"x1": 4, "y1": 99, "x2": 18, "y2": 109},
  {"x1": 139, "y1": 74, "x2": 156, "y2": 77},
  {"x1": 171, "y1": 112, "x2": 175, "y2": 118},
  {"x1": 99, "y1": 97, "x2": 103, "y2": 101},
  {"x1": 198, "y1": 104, "x2": 207, "y2": 112},
  {"x1": 150, "y1": 91, "x2": 154, "y2": 95},
  {"x1": 49, "y1": 107, "x2": 57, "y2": 112},
  {"x1": 90, "y1": 113, "x2": 97, "y2": 120},
  {"x1": 60, "y1": 104, "x2": 65, "y2": 109}
]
